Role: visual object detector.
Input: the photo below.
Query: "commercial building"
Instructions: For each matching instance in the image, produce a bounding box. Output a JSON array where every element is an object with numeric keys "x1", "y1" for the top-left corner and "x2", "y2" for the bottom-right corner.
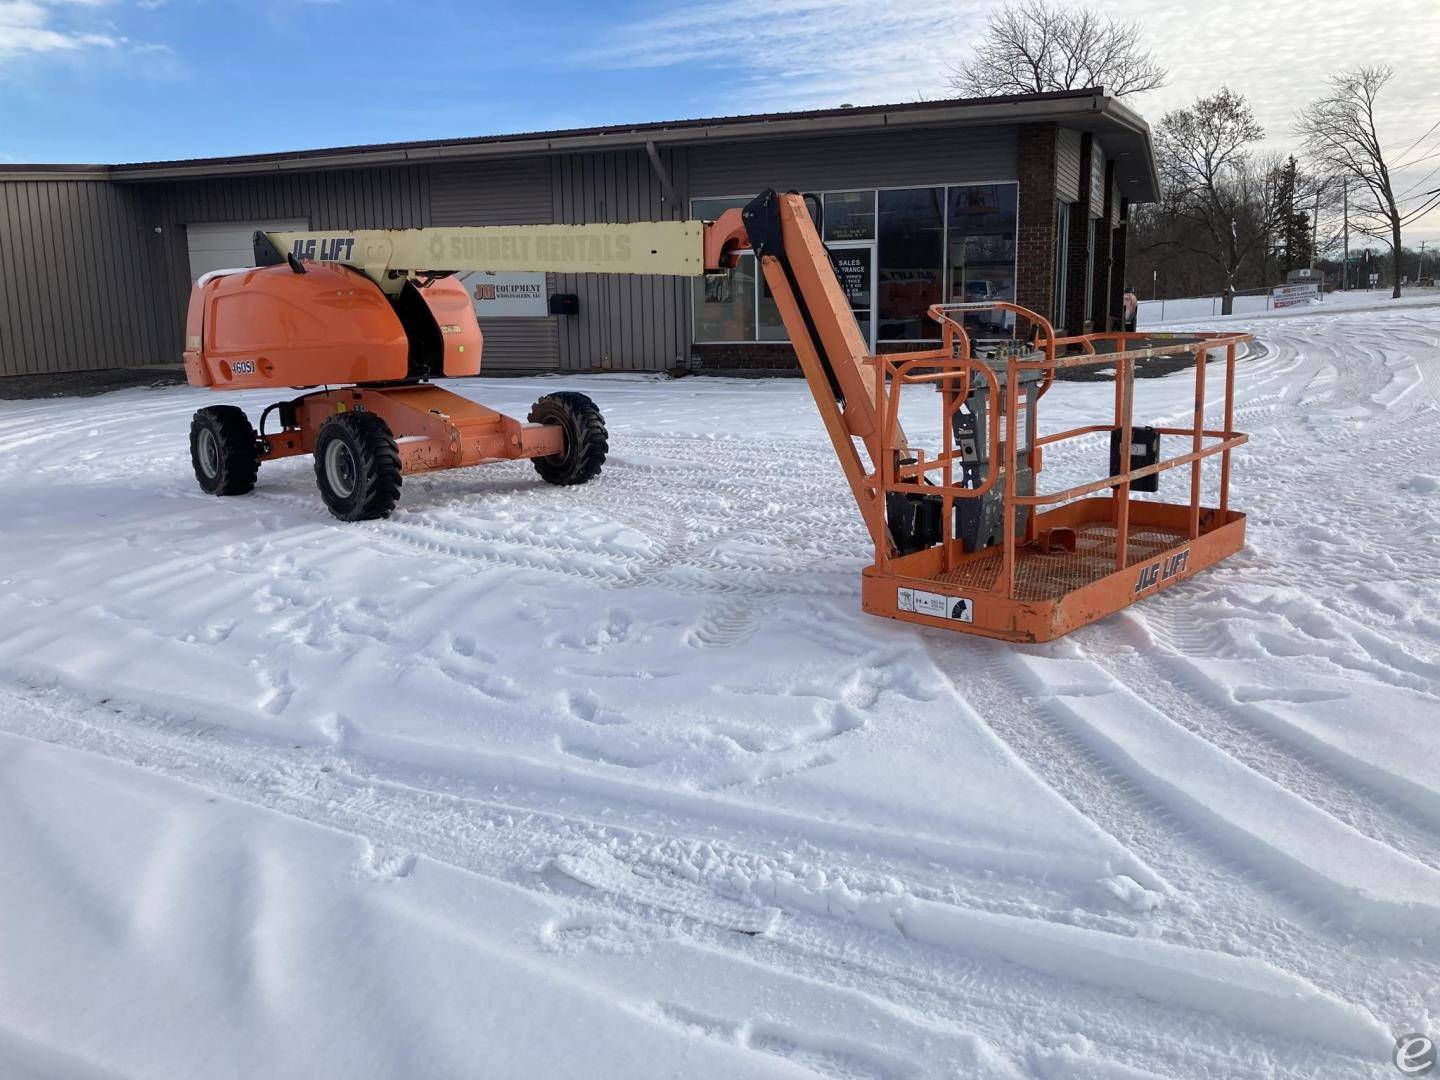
[{"x1": 0, "y1": 88, "x2": 1159, "y2": 378}]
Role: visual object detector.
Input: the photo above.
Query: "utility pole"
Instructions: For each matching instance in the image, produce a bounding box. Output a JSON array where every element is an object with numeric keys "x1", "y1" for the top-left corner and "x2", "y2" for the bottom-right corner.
[
  {"x1": 1152, "y1": 268, "x2": 1158, "y2": 301},
  {"x1": 1336, "y1": 180, "x2": 1347, "y2": 293},
  {"x1": 1420, "y1": 240, "x2": 1428, "y2": 282}
]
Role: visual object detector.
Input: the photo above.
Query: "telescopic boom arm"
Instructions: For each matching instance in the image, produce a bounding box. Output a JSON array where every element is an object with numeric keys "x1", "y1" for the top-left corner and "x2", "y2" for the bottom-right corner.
[{"x1": 258, "y1": 213, "x2": 750, "y2": 292}]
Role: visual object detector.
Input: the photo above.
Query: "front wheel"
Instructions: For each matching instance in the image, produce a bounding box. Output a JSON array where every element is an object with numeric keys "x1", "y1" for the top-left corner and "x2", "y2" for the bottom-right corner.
[
  {"x1": 527, "y1": 392, "x2": 608, "y2": 486},
  {"x1": 313, "y1": 411, "x2": 402, "y2": 521},
  {"x1": 190, "y1": 405, "x2": 259, "y2": 496}
]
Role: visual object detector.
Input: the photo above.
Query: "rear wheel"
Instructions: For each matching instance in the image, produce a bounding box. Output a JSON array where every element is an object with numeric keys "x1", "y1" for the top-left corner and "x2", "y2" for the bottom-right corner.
[
  {"x1": 190, "y1": 405, "x2": 259, "y2": 496},
  {"x1": 313, "y1": 411, "x2": 402, "y2": 521},
  {"x1": 528, "y1": 391, "x2": 608, "y2": 486}
]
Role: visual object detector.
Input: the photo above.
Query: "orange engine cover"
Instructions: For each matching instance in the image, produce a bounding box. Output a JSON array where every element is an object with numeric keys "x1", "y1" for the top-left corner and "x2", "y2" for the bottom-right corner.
[{"x1": 184, "y1": 263, "x2": 484, "y2": 389}]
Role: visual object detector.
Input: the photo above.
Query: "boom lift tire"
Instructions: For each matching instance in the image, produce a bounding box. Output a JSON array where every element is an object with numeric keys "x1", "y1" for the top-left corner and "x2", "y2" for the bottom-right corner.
[
  {"x1": 313, "y1": 411, "x2": 403, "y2": 521},
  {"x1": 190, "y1": 405, "x2": 260, "y2": 496},
  {"x1": 527, "y1": 392, "x2": 608, "y2": 486}
]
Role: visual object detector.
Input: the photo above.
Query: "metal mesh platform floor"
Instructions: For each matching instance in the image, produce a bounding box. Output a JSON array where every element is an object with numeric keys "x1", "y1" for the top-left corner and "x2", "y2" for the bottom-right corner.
[{"x1": 932, "y1": 522, "x2": 1188, "y2": 602}]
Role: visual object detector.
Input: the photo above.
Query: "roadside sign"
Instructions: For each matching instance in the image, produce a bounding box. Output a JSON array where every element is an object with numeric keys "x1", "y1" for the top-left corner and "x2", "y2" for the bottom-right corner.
[{"x1": 1272, "y1": 281, "x2": 1320, "y2": 309}]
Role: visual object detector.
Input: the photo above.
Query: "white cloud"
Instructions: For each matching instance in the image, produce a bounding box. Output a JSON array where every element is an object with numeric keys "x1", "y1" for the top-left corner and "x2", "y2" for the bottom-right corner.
[
  {"x1": 595, "y1": 0, "x2": 990, "y2": 111},
  {"x1": 596, "y1": 0, "x2": 1440, "y2": 239},
  {"x1": 0, "y1": 0, "x2": 122, "y2": 60}
]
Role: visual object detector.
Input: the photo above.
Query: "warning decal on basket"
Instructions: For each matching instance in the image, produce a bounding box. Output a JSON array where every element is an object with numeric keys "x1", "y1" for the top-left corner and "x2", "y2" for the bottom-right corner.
[{"x1": 897, "y1": 588, "x2": 973, "y2": 623}]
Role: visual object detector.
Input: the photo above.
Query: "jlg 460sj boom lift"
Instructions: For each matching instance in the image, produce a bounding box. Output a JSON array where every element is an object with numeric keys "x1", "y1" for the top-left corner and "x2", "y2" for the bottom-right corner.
[{"x1": 184, "y1": 190, "x2": 1250, "y2": 642}]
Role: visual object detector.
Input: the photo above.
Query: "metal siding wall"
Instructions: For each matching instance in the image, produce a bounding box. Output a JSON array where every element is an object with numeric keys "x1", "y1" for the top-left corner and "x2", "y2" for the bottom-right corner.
[
  {"x1": 429, "y1": 157, "x2": 559, "y2": 373},
  {"x1": 1089, "y1": 140, "x2": 1107, "y2": 219},
  {"x1": 0, "y1": 180, "x2": 167, "y2": 376},
  {"x1": 687, "y1": 127, "x2": 1018, "y2": 197},
  {"x1": 2, "y1": 123, "x2": 1052, "y2": 379},
  {"x1": 552, "y1": 147, "x2": 688, "y2": 372},
  {"x1": 1055, "y1": 127, "x2": 1083, "y2": 204}
]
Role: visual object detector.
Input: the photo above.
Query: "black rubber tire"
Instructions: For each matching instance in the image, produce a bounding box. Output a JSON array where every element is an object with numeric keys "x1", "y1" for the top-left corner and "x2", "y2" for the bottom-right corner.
[
  {"x1": 527, "y1": 391, "x2": 608, "y2": 486},
  {"x1": 312, "y1": 411, "x2": 402, "y2": 521},
  {"x1": 190, "y1": 405, "x2": 260, "y2": 496}
]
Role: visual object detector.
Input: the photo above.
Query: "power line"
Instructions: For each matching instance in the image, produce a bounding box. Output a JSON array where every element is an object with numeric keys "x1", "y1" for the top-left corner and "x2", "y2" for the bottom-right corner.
[
  {"x1": 1390, "y1": 118, "x2": 1440, "y2": 162},
  {"x1": 1398, "y1": 161, "x2": 1440, "y2": 200},
  {"x1": 1394, "y1": 144, "x2": 1440, "y2": 172},
  {"x1": 1399, "y1": 191, "x2": 1440, "y2": 226}
]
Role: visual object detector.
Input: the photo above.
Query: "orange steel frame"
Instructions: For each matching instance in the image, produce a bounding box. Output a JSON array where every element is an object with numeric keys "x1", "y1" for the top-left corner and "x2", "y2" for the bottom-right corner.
[
  {"x1": 751, "y1": 192, "x2": 1251, "y2": 643},
  {"x1": 252, "y1": 386, "x2": 564, "y2": 473}
]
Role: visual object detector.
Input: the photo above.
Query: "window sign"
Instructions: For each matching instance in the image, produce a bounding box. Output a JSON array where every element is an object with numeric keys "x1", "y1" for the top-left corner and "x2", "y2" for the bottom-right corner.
[
  {"x1": 461, "y1": 271, "x2": 548, "y2": 317},
  {"x1": 824, "y1": 190, "x2": 876, "y2": 241},
  {"x1": 830, "y1": 245, "x2": 874, "y2": 345},
  {"x1": 832, "y1": 250, "x2": 872, "y2": 307}
]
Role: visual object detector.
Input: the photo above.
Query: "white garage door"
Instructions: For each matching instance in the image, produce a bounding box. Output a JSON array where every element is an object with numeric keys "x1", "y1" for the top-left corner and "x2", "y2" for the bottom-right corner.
[{"x1": 185, "y1": 218, "x2": 309, "y2": 281}]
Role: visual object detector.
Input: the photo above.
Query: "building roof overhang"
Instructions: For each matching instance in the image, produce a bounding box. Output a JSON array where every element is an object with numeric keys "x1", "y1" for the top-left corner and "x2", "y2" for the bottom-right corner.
[{"x1": 0, "y1": 88, "x2": 1161, "y2": 202}]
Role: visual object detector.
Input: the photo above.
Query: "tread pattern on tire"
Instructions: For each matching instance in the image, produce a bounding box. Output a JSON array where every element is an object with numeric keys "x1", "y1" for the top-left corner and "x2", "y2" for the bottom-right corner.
[
  {"x1": 527, "y1": 391, "x2": 608, "y2": 487},
  {"x1": 313, "y1": 410, "x2": 402, "y2": 521},
  {"x1": 190, "y1": 405, "x2": 259, "y2": 496}
]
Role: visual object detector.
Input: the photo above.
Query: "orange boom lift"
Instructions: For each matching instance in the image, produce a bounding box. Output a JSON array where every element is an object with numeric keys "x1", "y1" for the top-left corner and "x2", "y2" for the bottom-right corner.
[{"x1": 184, "y1": 189, "x2": 1249, "y2": 641}]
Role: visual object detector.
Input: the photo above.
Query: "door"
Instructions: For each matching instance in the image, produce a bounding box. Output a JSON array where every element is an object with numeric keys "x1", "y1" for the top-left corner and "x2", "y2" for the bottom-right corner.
[
  {"x1": 827, "y1": 241, "x2": 877, "y2": 351},
  {"x1": 185, "y1": 218, "x2": 309, "y2": 281}
]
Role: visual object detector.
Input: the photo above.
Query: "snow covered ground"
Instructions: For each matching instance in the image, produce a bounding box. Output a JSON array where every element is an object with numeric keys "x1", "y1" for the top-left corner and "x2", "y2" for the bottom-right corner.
[{"x1": 2, "y1": 296, "x2": 1438, "y2": 1079}]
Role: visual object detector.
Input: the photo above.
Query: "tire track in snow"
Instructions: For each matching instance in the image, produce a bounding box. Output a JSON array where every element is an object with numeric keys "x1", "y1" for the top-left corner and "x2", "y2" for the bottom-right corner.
[
  {"x1": 0, "y1": 681, "x2": 1392, "y2": 1079},
  {"x1": 1082, "y1": 615, "x2": 1440, "y2": 873},
  {"x1": 928, "y1": 632, "x2": 1440, "y2": 1042}
]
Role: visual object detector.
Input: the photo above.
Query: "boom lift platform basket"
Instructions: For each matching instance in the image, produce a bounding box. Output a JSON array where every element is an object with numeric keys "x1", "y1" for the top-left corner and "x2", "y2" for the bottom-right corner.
[
  {"x1": 858, "y1": 305, "x2": 1250, "y2": 642},
  {"x1": 180, "y1": 187, "x2": 1249, "y2": 642}
]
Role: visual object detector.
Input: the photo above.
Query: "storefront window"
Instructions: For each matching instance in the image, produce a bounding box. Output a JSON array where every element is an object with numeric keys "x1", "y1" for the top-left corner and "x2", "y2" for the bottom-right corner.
[
  {"x1": 946, "y1": 184, "x2": 1018, "y2": 334},
  {"x1": 877, "y1": 187, "x2": 944, "y2": 340},
  {"x1": 692, "y1": 184, "x2": 1018, "y2": 346},
  {"x1": 1053, "y1": 200, "x2": 1071, "y2": 331},
  {"x1": 823, "y1": 190, "x2": 875, "y2": 241},
  {"x1": 693, "y1": 252, "x2": 756, "y2": 342}
]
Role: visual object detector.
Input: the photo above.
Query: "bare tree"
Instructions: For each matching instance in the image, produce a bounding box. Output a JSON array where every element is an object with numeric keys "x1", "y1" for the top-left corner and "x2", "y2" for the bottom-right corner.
[
  {"x1": 1295, "y1": 66, "x2": 1411, "y2": 299},
  {"x1": 950, "y1": 0, "x2": 1166, "y2": 99},
  {"x1": 1153, "y1": 88, "x2": 1288, "y2": 314}
]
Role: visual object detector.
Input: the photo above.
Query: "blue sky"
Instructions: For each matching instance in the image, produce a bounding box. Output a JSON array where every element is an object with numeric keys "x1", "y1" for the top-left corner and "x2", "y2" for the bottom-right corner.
[{"x1": 3, "y1": 0, "x2": 1438, "y2": 241}]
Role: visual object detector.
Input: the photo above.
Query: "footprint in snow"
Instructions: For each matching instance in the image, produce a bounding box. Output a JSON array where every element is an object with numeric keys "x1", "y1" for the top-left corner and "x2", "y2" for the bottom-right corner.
[
  {"x1": 359, "y1": 841, "x2": 417, "y2": 882},
  {"x1": 561, "y1": 689, "x2": 627, "y2": 726}
]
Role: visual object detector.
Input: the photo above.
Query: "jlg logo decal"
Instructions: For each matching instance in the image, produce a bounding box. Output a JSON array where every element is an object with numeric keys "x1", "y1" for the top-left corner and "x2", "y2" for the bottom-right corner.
[
  {"x1": 1135, "y1": 549, "x2": 1190, "y2": 593},
  {"x1": 290, "y1": 237, "x2": 356, "y2": 262}
]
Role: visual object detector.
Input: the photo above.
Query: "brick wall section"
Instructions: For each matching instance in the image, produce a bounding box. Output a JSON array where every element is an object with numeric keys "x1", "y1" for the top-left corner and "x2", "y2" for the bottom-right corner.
[
  {"x1": 1014, "y1": 124, "x2": 1059, "y2": 323},
  {"x1": 1062, "y1": 133, "x2": 1094, "y2": 334}
]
